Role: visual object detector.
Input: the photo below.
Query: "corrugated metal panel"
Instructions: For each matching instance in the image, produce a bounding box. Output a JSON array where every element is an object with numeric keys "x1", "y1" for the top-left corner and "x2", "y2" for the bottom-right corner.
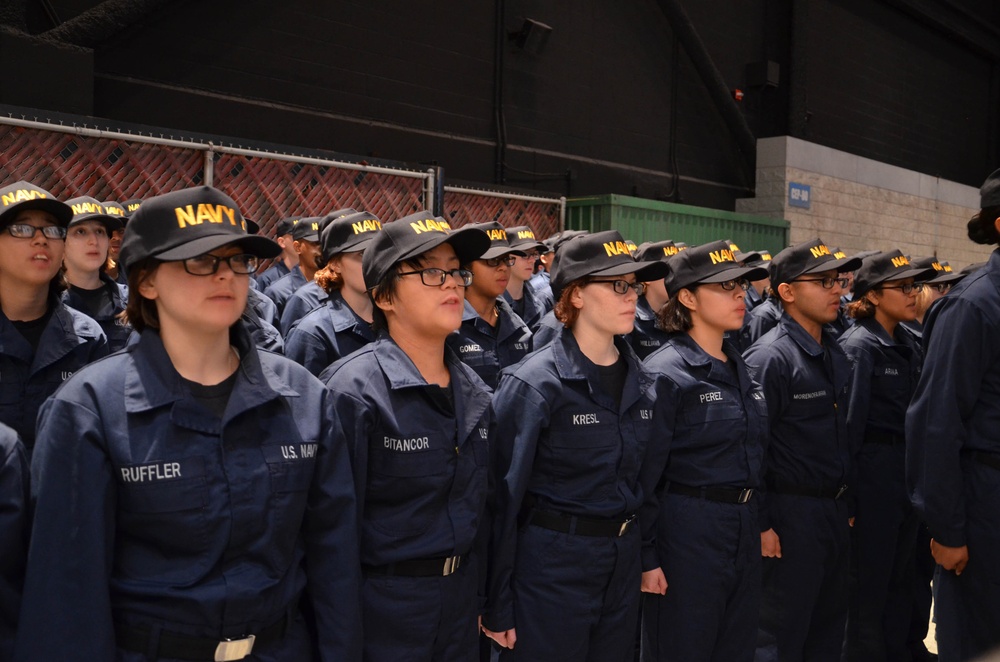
[{"x1": 566, "y1": 194, "x2": 790, "y2": 255}]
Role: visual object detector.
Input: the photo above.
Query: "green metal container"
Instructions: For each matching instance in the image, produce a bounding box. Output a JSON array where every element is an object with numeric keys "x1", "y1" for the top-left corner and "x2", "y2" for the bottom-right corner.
[{"x1": 566, "y1": 194, "x2": 790, "y2": 256}]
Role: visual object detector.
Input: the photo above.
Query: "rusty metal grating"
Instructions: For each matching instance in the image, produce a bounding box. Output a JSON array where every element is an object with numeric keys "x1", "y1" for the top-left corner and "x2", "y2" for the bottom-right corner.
[
  {"x1": 213, "y1": 154, "x2": 426, "y2": 237},
  {"x1": 443, "y1": 188, "x2": 562, "y2": 239},
  {"x1": 0, "y1": 125, "x2": 203, "y2": 200}
]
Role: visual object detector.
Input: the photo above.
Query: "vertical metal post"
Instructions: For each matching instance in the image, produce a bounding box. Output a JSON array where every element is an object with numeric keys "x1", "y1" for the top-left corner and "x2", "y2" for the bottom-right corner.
[
  {"x1": 425, "y1": 168, "x2": 436, "y2": 213},
  {"x1": 204, "y1": 143, "x2": 215, "y2": 187},
  {"x1": 433, "y1": 166, "x2": 445, "y2": 217},
  {"x1": 559, "y1": 196, "x2": 567, "y2": 232}
]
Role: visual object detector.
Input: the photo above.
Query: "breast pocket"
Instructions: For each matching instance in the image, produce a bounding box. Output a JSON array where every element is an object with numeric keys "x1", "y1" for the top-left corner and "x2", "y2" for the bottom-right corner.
[
  {"x1": 367, "y1": 442, "x2": 453, "y2": 536},
  {"x1": 261, "y1": 442, "x2": 317, "y2": 570},
  {"x1": 543, "y1": 421, "x2": 620, "y2": 500},
  {"x1": 115, "y1": 455, "x2": 212, "y2": 585}
]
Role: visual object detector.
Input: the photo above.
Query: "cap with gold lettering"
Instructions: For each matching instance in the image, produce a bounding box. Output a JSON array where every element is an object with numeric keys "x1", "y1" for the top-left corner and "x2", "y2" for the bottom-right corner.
[
  {"x1": 291, "y1": 217, "x2": 323, "y2": 243},
  {"x1": 121, "y1": 198, "x2": 142, "y2": 219},
  {"x1": 506, "y1": 225, "x2": 546, "y2": 253},
  {"x1": 119, "y1": 186, "x2": 280, "y2": 271},
  {"x1": 362, "y1": 211, "x2": 490, "y2": 289},
  {"x1": 910, "y1": 256, "x2": 960, "y2": 285},
  {"x1": 65, "y1": 196, "x2": 124, "y2": 233},
  {"x1": 853, "y1": 250, "x2": 938, "y2": 298},
  {"x1": 724, "y1": 239, "x2": 761, "y2": 264},
  {"x1": 770, "y1": 238, "x2": 863, "y2": 288},
  {"x1": 634, "y1": 240, "x2": 680, "y2": 263},
  {"x1": 464, "y1": 221, "x2": 526, "y2": 261},
  {"x1": 663, "y1": 240, "x2": 768, "y2": 297},
  {"x1": 320, "y1": 211, "x2": 382, "y2": 265},
  {"x1": 549, "y1": 230, "x2": 668, "y2": 300},
  {"x1": 0, "y1": 180, "x2": 73, "y2": 229}
]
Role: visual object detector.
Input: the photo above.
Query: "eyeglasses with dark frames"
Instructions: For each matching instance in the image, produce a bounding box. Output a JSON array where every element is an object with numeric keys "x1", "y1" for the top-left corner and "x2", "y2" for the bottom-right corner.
[
  {"x1": 932, "y1": 283, "x2": 952, "y2": 294},
  {"x1": 182, "y1": 253, "x2": 260, "y2": 276},
  {"x1": 397, "y1": 267, "x2": 474, "y2": 287},
  {"x1": 790, "y1": 276, "x2": 850, "y2": 289},
  {"x1": 483, "y1": 256, "x2": 517, "y2": 268},
  {"x1": 712, "y1": 278, "x2": 751, "y2": 292},
  {"x1": 6, "y1": 224, "x2": 67, "y2": 240},
  {"x1": 880, "y1": 283, "x2": 923, "y2": 295},
  {"x1": 589, "y1": 279, "x2": 645, "y2": 296}
]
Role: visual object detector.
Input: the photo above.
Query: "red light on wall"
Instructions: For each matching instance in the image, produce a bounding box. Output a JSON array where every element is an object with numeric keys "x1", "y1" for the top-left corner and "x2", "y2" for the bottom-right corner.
[{"x1": 732, "y1": 88, "x2": 744, "y2": 101}]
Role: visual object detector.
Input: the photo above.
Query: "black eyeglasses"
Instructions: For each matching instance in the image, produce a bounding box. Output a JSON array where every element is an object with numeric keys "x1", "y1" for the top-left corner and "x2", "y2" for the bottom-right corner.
[
  {"x1": 589, "y1": 279, "x2": 645, "y2": 296},
  {"x1": 790, "y1": 276, "x2": 850, "y2": 289},
  {"x1": 522, "y1": 251, "x2": 540, "y2": 260},
  {"x1": 881, "y1": 283, "x2": 923, "y2": 294},
  {"x1": 706, "y1": 278, "x2": 751, "y2": 292},
  {"x1": 932, "y1": 283, "x2": 952, "y2": 294},
  {"x1": 6, "y1": 224, "x2": 66, "y2": 240},
  {"x1": 397, "y1": 267, "x2": 474, "y2": 287},
  {"x1": 182, "y1": 253, "x2": 259, "y2": 276},
  {"x1": 484, "y1": 256, "x2": 516, "y2": 268}
]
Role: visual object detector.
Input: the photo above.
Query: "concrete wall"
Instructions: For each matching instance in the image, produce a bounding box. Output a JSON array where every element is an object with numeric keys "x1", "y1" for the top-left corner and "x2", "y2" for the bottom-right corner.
[{"x1": 736, "y1": 136, "x2": 993, "y2": 269}]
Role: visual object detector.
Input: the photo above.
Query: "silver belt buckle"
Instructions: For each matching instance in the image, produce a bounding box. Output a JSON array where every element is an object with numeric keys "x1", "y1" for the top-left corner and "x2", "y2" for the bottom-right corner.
[
  {"x1": 214, "y1": 634, "x2": 255, "y2": 661},
  {"x1": 442, "y1": 555, "x2": 461, "y2": 576},
  {"x1": 738, "y1": 488, "x2": 754, "y2": 504},
  {"x1": 835, "y1": 484, "x2": 848, "y2": 500},
  {"x1": 618, "y1": 515, "x2": 636, "y2": 537}
]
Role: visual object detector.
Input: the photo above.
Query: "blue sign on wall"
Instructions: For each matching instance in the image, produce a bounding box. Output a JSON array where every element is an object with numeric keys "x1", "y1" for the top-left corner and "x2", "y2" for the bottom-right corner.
[{"x1": 789, "y1": 182, "x2": 811, "y2": 209}]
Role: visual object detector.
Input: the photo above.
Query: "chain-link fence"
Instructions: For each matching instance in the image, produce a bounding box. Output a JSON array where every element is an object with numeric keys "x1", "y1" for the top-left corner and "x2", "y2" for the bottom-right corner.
[{"x1": 0, "y1": 115, "x2": 565, "y2": 239}]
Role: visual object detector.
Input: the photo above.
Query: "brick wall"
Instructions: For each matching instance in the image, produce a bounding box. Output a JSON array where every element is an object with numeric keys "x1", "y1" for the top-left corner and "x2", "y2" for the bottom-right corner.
[{"x1": 736, "y1": 136, "x2": 993, "y2": 269}]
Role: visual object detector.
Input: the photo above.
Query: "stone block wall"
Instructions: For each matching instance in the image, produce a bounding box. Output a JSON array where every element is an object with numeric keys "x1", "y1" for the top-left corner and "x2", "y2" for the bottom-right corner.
[{"x1": 736, "y1": 136, "x2": 993, "y2": 269}]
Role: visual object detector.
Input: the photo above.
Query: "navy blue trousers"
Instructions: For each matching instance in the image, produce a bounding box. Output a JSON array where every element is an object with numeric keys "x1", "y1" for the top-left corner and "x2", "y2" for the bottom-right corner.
[
  {"x1": 755, "y1": 495, "x2": 849, "y2": 662},
  {"x1": 933, "y1": 460, "x2": 1000, "y2": 662},
  {"x1": 640, "y1": 494, "x2": 760, "y2": 662},
  {"x1": 362, "y1": 560, "x2": 479, "y2": 662},
  {"x1": 498, "y1": 523, "x2": 640, "y2": 662},
  {"x1": 844, "y1": 442, "x2": 919, "y2": 662}
]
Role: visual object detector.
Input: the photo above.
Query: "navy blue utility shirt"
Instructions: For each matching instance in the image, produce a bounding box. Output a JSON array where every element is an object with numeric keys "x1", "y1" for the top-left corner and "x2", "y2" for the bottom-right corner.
[
  {"x1": 839, "y1": 316, "x2": 921, "y2": 449},
  {"x1": 486, "y1": 329, "x2": 656, "y2": 630},
  {"x1": 639, "y1": 334, "x2": 767, "y2": 569},
  {"x1": 61, "y1": 272, "x2": 131, "y2": 352},
  {"x1": 255, "y1": 259, "x2": 291, "y2": 292},
  {"x1": 248, "y1": 287, "x2": 279, "y2": 326},
  {"x1": 745, "y1": 298, "x2": 782, "y2": 347},
  {"x1": 0, "y1": 425, "x2": 27, "y2": 662},
  {"x1": 907, "y1": 249, "x2": 1000, "y2": 547},
  {"x1": 15, "y1": 328, "x2": 362, "y2": 661},
  {"x1": 447, "y1": 299, "x2": 532, "y2": 389},
  {"x1": 241, "y1": 305, "x2": 285, "y2": 354},
  {"x1": 502, "y1": 282, "x2": 548, "y2": 333},
  {"x1": 321, "y1": 335, "x2": 494, "y2": 570},
  {"x1": 285, "y1": 291, "x2": 375, "y2": 377},
  {"x1": 529, "y1": 309, "x2": 563, "y2": 351},
  {"x1": 263, "y1": 266, "x2": 307, "y2": 317},
  {"x1": 630, "y1": 296, "x2": 671, "y2": 360},
  {"x1": 0, "y1": 299, "x2": 108, "y2": 452},
  {"x1": 743, "y1": 312, "x2": 853, "y2": 530},
  {"x1": 279, "y1": 281, "x2": 327, "y2": 336}
]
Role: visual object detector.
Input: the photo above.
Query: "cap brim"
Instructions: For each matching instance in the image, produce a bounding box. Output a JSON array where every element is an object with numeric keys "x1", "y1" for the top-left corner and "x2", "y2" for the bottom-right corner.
[
  {"x1": 293, "y1": 232, "x2": 320, "y2": 243},
  {"x1": 397, "y1": 226, "x2": 491, "y2": 266},
  {"x1": 701, "y1": 265, "x2": 770, "y2": 285},
  {"x1": 0, "y1": 199, "x2": 74, "y2": 228},
  {"x1": 887, "y1": 267, "x2": 939, "y2": 283},
  {"x1": 509, "y1": 240, "x2": 547, "y2": 253},
  {"x1": 929, "y1": 272, "x2": 966, "y2": 284},
  {"x1": 590, "y1": 259, "x2": 669, "y2": 282},
  {"x1": 69, "y1": 213, "x2": 123, "y2": 232},
  {"x1": 803, "y1": 255, "x2": 862, "y2": 274},
  {"x1": 155, "y1": 234, "x2": 281, "y2": 261},
  {"x1": 480, "y1": 246, "x2": 527, "y2": 260},
  {"x1": 734, "y1": 251, "x2": 762, "y2": 263}
]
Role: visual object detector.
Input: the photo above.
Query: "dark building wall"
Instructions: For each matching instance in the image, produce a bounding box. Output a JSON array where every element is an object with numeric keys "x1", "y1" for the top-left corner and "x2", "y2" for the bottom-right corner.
[{"x1": 4, "y1": 0, "x2": 999, "y2": 212}]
